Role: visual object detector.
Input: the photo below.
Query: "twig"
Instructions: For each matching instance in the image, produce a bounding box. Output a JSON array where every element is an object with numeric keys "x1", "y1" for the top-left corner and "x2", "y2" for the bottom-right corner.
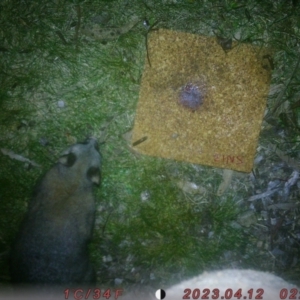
[{"x1": 75, "y1": 5, "x2": 81, "y2": 50}]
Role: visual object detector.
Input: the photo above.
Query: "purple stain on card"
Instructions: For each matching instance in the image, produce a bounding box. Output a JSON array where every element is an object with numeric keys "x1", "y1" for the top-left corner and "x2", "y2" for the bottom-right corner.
[{"x1": 179, "y1": 82, "x2": 205, "y2": 111}]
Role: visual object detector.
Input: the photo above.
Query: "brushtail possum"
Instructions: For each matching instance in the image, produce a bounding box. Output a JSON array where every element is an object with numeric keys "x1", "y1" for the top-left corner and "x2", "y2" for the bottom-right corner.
[{"x1": 10, "y1": 138, "x2": 101, "y2": 289}]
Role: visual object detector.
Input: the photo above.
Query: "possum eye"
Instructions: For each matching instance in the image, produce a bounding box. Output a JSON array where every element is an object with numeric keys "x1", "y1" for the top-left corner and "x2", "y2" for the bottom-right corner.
[
  {"x1": 87, "y1": 166, "x2": 101, "y2": 185},
  {"x1": 59, "y1": 152, "x2": 77, "y2": 167}
]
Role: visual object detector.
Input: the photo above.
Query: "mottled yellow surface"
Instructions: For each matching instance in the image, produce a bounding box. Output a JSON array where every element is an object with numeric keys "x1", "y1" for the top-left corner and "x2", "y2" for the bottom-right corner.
[{"x1": 132, "y1": 29, "x2": 271, "y2": 172}]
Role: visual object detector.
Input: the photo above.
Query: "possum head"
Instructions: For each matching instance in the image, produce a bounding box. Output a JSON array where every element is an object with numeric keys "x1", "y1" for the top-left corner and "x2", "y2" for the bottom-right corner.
[
  {"x1": 57, "y1": 138, "x2": 101, "y2": 187},
  {"x1": 31, "y1": 138, "x2": 102, "y2": 206}
]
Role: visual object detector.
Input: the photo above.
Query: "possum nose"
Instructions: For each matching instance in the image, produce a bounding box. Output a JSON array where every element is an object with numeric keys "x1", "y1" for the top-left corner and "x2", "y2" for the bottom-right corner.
[{"x1": 85, "y1": 138, "x2": 99, "y2": 152}]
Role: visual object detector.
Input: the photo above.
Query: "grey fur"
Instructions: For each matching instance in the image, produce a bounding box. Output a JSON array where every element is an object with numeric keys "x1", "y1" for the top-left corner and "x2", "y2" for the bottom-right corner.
[
  {"x1": 163, "y1": 269, "x2": 298, "y2": 300},
  {"x1": 122, "y1": 269, "x2": 298, "y2": 300}
]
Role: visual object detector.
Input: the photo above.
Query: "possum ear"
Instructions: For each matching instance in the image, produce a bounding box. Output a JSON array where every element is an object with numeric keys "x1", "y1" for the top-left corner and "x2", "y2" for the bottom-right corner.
[
  {"x1": 87, "y1": 167, "x2": 101, "y2": 185},
  {"x1": 58, "y1": 152, "x2": 76, "y2": 167}
]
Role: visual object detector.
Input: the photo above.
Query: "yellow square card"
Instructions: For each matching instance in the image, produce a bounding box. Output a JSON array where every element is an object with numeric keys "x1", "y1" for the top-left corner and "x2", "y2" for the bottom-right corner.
[{"x1": 132, "y1": 29, "x2": 271, "y2": 172}]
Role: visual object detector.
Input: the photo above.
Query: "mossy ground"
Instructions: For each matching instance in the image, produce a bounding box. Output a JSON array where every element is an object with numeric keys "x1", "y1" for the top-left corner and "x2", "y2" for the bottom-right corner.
[{"x1": 1, "y1": 0, "x2": 300, "y2": 290}]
